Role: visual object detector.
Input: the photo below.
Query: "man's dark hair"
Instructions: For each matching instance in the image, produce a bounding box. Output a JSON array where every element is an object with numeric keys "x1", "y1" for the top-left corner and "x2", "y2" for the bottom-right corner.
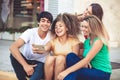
[{"x1": 37, "y1": 11, "x2": 53, "y2": 23}]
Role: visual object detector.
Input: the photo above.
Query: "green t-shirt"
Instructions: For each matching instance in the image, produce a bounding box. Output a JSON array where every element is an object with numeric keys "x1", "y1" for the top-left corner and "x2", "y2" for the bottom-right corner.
[{"x1": 83, "y1": 38, "x2": 112, "y2": 73}]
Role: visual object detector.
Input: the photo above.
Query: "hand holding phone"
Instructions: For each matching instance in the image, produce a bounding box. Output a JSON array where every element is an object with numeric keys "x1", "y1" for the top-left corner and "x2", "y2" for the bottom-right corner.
[{"x1": 32, "y1": 44, "x2": 45, "y2": 51}]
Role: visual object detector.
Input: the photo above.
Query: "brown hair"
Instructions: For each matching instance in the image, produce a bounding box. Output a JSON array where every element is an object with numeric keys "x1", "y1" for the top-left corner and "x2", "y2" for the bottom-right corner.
[
  {"x1": 51, "y1": 13, "x2": 81, "y2": 37},
  {"x1": 90, "y1": 3, "x2": 103, "y2": 21}
]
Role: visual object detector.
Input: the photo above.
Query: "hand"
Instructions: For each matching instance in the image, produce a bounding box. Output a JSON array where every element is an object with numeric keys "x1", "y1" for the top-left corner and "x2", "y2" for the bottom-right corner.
[
  {"x1": 32, "y1": 46, "x2": 45, "y2": 54},
  {"x1": 23, "y1": 64, "x2": 37, "y2": 76},
  {"x1": 57, "y1": 71, "x2": 69, "y2": 80},
  {"x1": 88, "y1": 63, "x2": 92, "y2": 69},
  {"x1": 84, "y1": 63, "x2": 92, "y2": 69}
]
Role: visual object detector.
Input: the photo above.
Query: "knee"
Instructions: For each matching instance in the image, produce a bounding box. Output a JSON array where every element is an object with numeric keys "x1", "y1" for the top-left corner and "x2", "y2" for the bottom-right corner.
[
  {"x1": 45, "y1": 56, "x2": 55, "y2": 66},
  {"x1": 56, "y1": 55, "x2": 65, "y2": 65},
  {"x1": 66, "y1": 52, "x2": 76, "y2": 60}
]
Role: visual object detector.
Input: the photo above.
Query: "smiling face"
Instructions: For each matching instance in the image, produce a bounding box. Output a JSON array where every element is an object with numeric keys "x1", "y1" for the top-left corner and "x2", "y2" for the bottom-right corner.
[
  {"x1": 80, "y1": 20, "x2": 90, "y2": 37},
  {"x1": 38, "y1": 18, "x2": 51, "y2": 32},
  {"x1": 55, "y1": 21, "x2": 68, "y2": 37},
  {"x1": 83, "y1": 6, "x2": 92, "y2": 17}
]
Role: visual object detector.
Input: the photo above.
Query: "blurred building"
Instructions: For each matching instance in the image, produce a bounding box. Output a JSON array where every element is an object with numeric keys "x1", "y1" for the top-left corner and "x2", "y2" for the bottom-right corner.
[
  {"x1": 13, "y1": 0, "x2": 44, "y2": 28},
  {"x1": 0, "y1": 0, "x2": 120, "y2": 47},
  {"x1": 0, "y1": 0, "x2": 44, "y2": 28},
  {"x1": 45, "y1": 0, "x2": 120, "y2": 47}
]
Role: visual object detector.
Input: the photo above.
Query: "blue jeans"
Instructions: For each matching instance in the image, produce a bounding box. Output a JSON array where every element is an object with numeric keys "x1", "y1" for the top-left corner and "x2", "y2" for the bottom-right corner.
[
  {"x1": 64, "y1": 52, "x2": 111, "y2": 80},
  {"x1": 10, "y1": 54, "x2": 44, "y2": 80}
]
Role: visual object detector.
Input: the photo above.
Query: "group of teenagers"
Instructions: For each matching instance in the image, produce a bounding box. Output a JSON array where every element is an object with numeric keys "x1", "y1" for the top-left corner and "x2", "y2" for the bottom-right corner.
[{"x1": 9, "y1": 3, "x2": 112, "y2": 80}]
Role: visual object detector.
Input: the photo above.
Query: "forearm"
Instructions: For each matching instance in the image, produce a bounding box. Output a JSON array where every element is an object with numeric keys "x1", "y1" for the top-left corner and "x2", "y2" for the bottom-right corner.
[
  {"x1": 10, "y1": 46, "x2": 28, "y2": 67},
  {"x1": 64, "y1": 58, "x2": 89, "y2": 74}
]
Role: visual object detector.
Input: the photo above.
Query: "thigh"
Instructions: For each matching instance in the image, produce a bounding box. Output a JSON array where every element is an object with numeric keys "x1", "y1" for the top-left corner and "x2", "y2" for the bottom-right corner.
[
  {"x1": 55, "y1": 55, "x2": 66, "y2": 71},
  {"x1": 55, "y1": 55, "x2": 66, "y2": 65},
  {"x1": 30, "y1": 62, "x2": 44, "y2": 80},
  {"x1": 45, "y1": 55, "x2": 56, "y2": 65},
  {"x1": 66, "y1": 52, "x2": 81, "y2": 68},
  {"x1": 64, "y1": 72, "x2": 78, "y2": 80},
  {"x1": 77, "y1": 68, "x2": 111, "y2": 80}
]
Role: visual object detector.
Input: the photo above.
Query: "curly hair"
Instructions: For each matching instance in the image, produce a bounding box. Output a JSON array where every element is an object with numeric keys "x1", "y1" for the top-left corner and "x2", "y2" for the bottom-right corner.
[{"x1": 51, "y1": 13, "x2": 81, "y2": 37}]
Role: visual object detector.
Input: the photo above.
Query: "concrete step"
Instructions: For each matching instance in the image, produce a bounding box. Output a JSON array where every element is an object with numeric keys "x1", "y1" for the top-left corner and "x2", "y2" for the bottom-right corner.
[{"x1": 0, "y1": 71, "x2": 17, "y2": 80}]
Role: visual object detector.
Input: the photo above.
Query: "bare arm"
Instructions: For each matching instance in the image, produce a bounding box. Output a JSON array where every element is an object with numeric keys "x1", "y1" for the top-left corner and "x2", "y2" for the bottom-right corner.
[
  {"x1": 72, "y1": 43, "x2": 80, "y2": 55},
  {"x1": 58, "y1": 39, "x2": 103, "y2": 80},
  {"x1": 72, "y1": 38, "x2": 82, "y2": 55},
  {"x1": 9, "y1": 38, "x2": 27, "y2": 66},
  {"x1": 79, "y1": 42, "x2": 84, "y2": 57},
  {"x1": 32, "y1": 41, "x2": 52, "y2": 54},
  {"x1": 9, "y1": 38, "x2": 36, "y2": 76},
  {"x1": 45, "y1": 41, "x2": 52, "y2": 52}
]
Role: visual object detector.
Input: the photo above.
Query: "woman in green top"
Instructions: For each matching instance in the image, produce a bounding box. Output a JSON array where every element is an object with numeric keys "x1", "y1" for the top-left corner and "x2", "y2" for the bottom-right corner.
[{"x1": 57, "y1": 15, "x2": 112, "y2": 80}]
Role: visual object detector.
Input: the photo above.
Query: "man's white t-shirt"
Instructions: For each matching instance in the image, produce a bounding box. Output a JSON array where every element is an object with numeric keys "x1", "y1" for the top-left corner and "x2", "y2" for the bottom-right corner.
[{"x1": 20, "y1": 28, "x2": 52, "y2": 63}]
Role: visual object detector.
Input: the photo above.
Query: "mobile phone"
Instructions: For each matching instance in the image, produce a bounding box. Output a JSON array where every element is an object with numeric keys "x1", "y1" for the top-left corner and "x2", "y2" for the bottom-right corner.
[{"x1": 32, "y1": 44, "x2": 45, "y2": 50}]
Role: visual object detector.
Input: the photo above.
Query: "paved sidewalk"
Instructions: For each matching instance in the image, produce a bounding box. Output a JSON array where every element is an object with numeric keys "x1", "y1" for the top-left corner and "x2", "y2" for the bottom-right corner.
[{"x1": 0, "y1": 39, "x2": 120, "y2": 80}]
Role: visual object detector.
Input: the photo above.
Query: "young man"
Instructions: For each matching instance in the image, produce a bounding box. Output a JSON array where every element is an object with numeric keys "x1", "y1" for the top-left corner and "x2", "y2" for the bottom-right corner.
[{"x1": 9, "y1": 11, "x2": 53, "y2": 80}]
